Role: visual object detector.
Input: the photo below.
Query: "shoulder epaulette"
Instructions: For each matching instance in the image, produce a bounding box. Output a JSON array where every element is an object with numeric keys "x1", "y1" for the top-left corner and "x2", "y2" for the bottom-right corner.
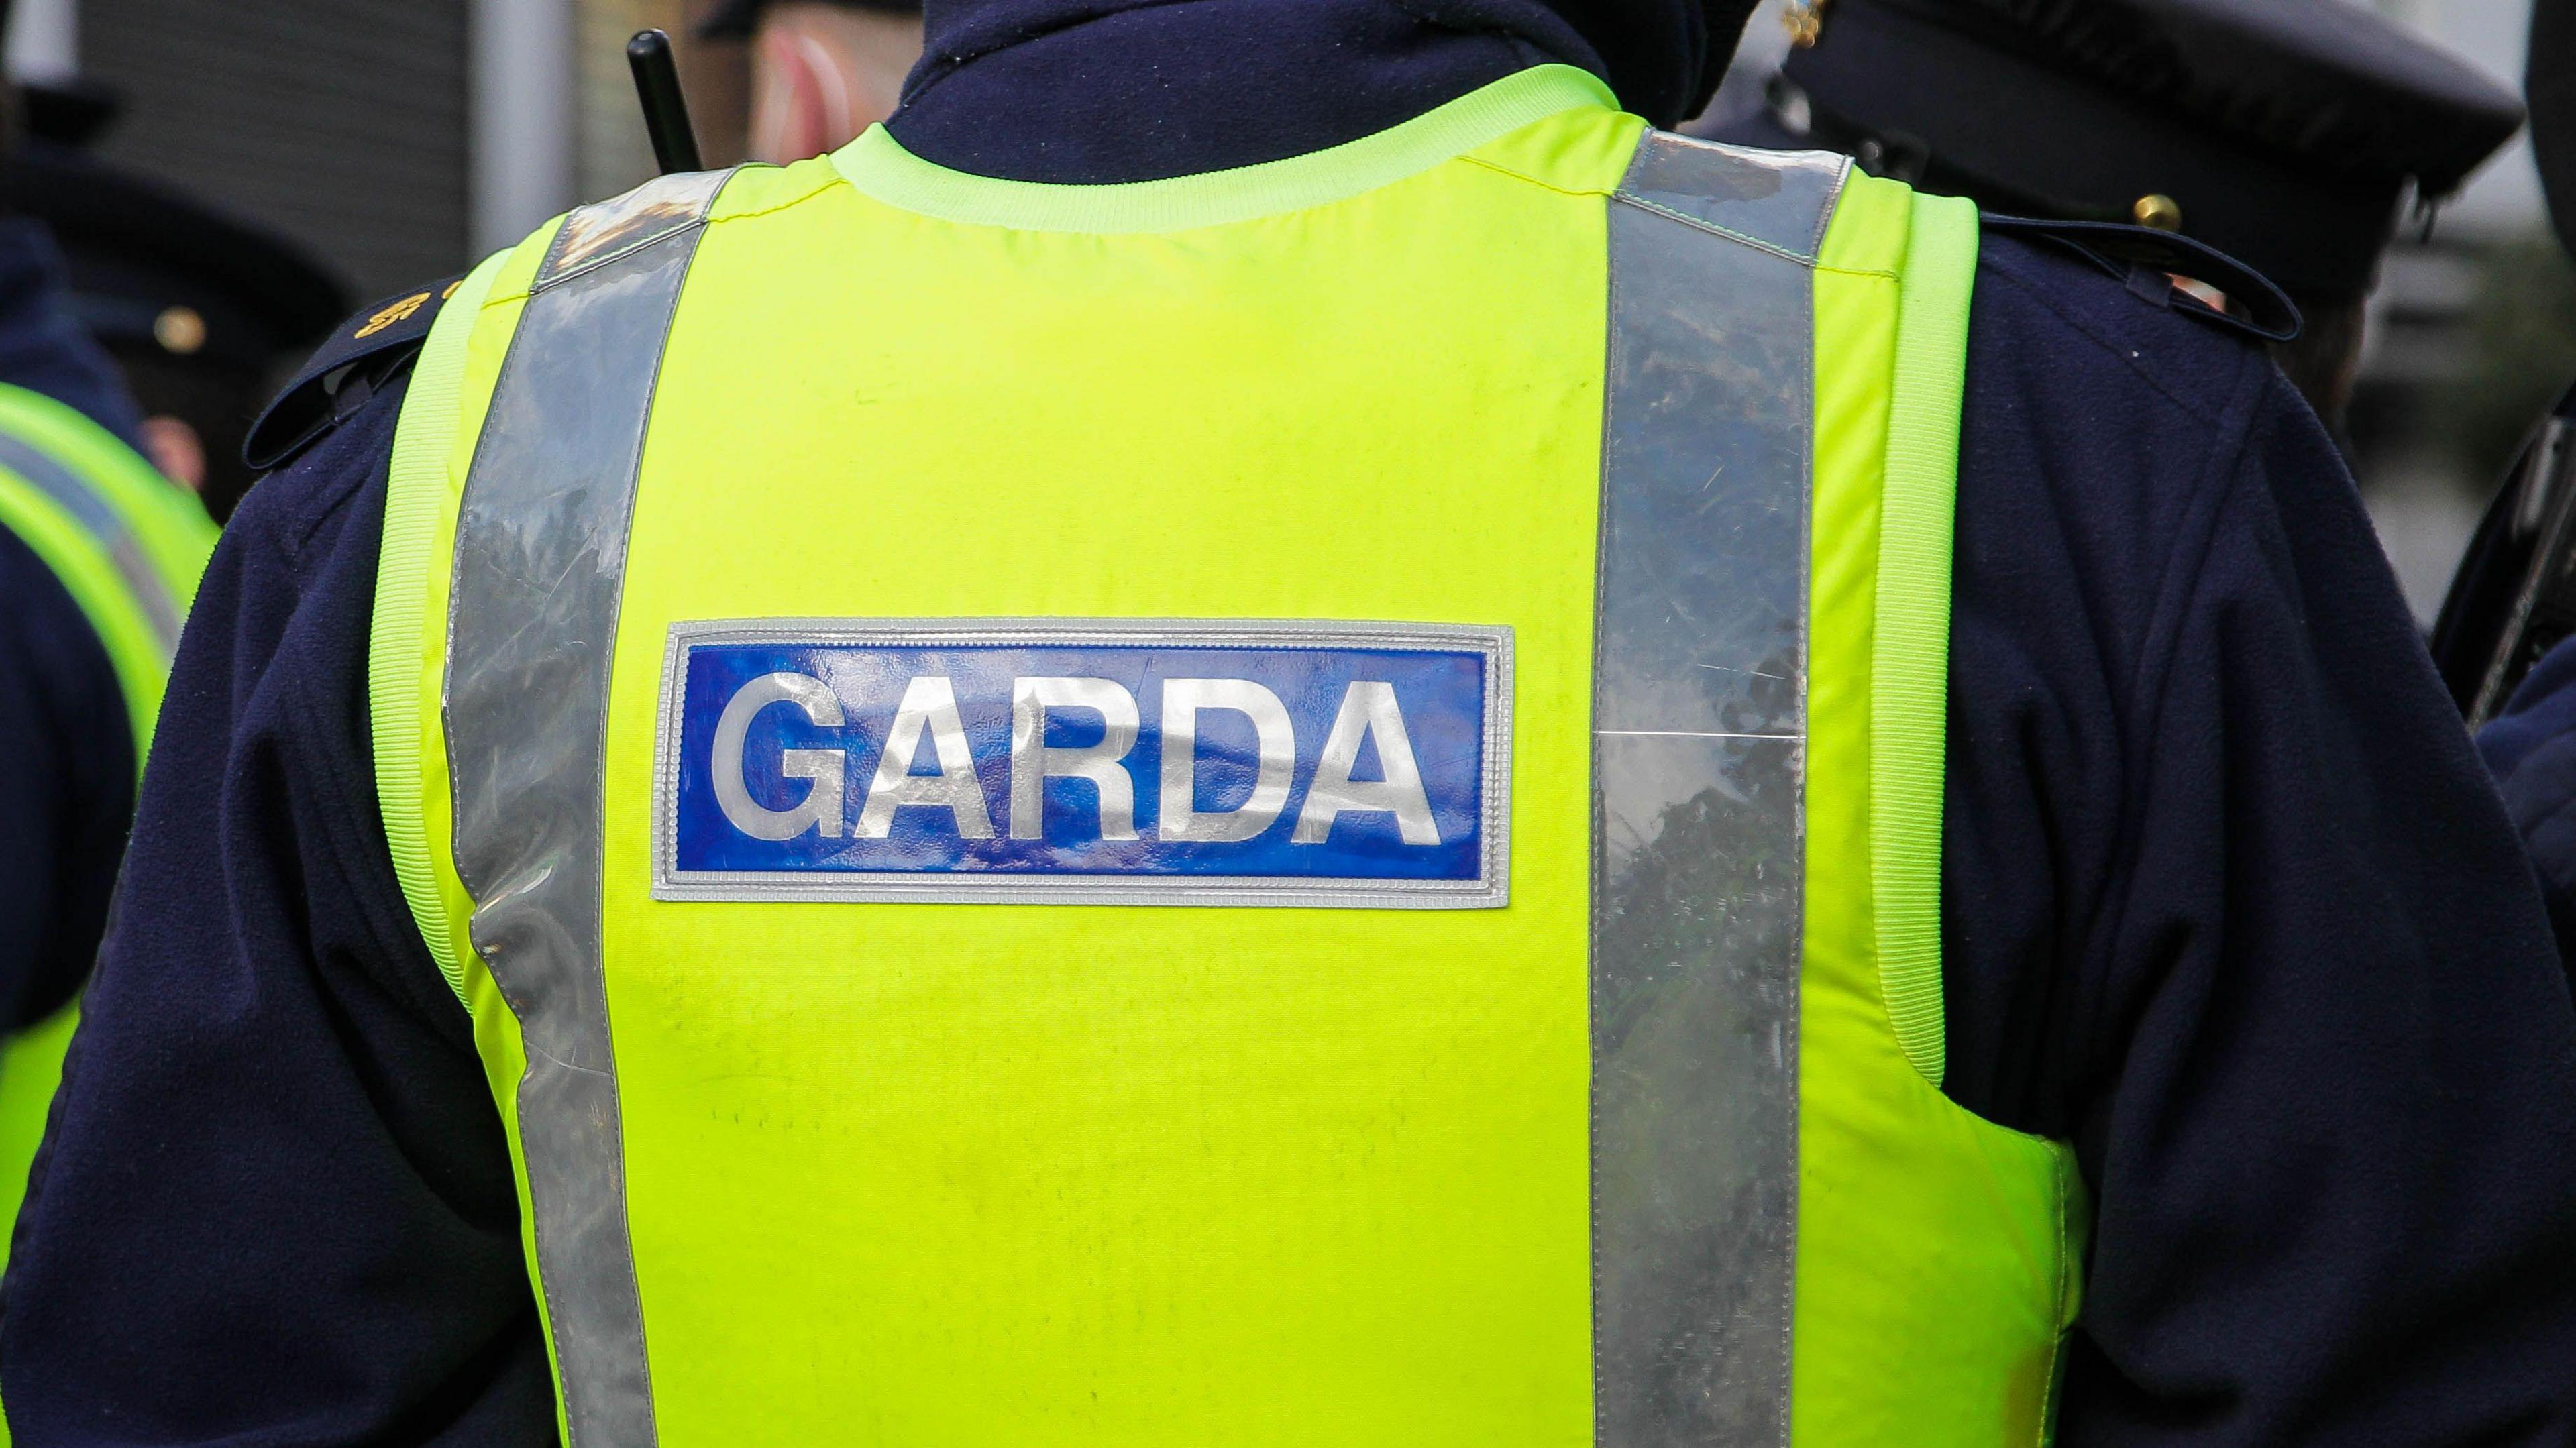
[
  {"x1": 1980, "y1": 215, "x2": 2304, "y2": 345},
  {"x1": 242, "y1": 274, "x2": 465, "y2": 473}
]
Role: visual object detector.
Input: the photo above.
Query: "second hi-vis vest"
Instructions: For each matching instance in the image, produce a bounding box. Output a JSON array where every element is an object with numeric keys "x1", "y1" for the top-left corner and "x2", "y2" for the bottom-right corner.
[
  {"x1": 375, "y1": 66, "x2": 2086, "y2": 1447},
  {"x1": 0, "y1": 382, "x2": 212, "y2": 1285}
]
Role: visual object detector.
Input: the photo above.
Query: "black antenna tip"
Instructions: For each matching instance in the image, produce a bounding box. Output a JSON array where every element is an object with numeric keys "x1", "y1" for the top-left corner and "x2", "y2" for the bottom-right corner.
[{"x1": 627, "y1": 27, "x2": 702, "y2": 174}]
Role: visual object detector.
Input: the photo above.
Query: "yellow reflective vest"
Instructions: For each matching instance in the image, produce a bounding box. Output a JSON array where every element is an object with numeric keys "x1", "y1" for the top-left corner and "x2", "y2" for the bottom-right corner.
[
  {"x1": 0, "y1": 380, "x2": 213, "y2": 1317},
  {"x1": 376, "y1": 66, "x2": 2084, "y2": 1445}
]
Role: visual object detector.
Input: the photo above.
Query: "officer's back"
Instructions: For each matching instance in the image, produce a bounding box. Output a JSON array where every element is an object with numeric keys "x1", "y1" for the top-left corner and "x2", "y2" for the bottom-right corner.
[{"x1": 9, "y1": 1, "x2": 2576, "y2": 1443}]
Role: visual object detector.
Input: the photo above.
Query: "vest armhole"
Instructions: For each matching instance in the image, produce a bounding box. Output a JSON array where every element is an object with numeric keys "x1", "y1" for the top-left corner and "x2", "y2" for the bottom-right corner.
[
  {"x1": 373, "y1": 249, "x2": 513, "y2": 1011},
  {"x1": 1870, "y1": 190, "x2": 1978, "y2": 1089}
]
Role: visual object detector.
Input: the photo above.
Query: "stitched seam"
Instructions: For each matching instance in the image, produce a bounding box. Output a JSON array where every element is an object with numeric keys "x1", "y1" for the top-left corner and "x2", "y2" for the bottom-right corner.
[
  {"x1": 1806, "y1": 154, "x2": 1854, "y2": 255},
  {"x1": 535, "y1": 220, "x2": 711, "y2": 295},
  {"x1": 1586, "y1": 182, "x2": 1620, "y2": 1448},
  {"x1": 2037, "y1": 1152, "x2": 2074, "y2": 1446},
  {"x1": 706, "y1": 174, "x2": 849, "y2": 226},
  {"x1": 2071, "y1": 348, "x2": 2271, "y2": 1073},
  {"x1": 1612, "y1": 192, "x2": 1816, "y2": 268},
  {"x1": 2114, "y1": 349, "x2": 2270, "y2": 748},
  {"x1": 1456, "y1": 152, "x2": 1613, "y2": 200},
  {"x1": 1980, "y1": 253, "x2": 2212, "y2": 416}
]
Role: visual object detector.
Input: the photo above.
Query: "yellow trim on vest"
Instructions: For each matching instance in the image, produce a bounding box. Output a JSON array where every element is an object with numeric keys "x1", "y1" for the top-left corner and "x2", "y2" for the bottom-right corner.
[
  {"x1": 378, "y1": 245, "x2": 514, "y2": 1008},
  {"x1": 376, "y1": 220, "x2": 581, "y2": 1443},
  {"x1": 1874, "y1": 190, "x2": 1978, "y2": 1087},
  {"x1": 1797, "y1": 170, "x2": 2084, "y2": 1443},
  {"x1": 830, "y1": 63, "x2": 1617, "y2": 232}
]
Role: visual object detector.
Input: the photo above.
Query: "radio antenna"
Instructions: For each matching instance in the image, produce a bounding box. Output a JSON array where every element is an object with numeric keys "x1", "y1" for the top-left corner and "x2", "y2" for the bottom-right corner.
[{"x1": 627, "y1": 29, "x2": 703, "y2": 175}]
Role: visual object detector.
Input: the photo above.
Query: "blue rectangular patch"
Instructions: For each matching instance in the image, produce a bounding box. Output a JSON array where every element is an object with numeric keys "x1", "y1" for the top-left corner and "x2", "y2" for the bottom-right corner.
[{"x1": 652, "y1": 620, "x2": 1510, "y2": 907}]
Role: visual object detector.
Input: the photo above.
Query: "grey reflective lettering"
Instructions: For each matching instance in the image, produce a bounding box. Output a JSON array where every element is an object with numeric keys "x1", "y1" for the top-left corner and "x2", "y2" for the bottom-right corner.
[
  {"x1": 1009, "y1": 676, "x2": 1140, "y2": 841},
  {"x1": 711, "y1": 671, "x2": 847, "y2": 841},
  {"x1": 1291, "y1": 681, "x2": 1438, "y2": 846},
  {"x1": 857, "y1": 675, "x2": 996, "y2": 839},
  {"x1": 653, "y1": 620, "x2": 1515, "y2": 909},
  {"x1": 1156, "y1": 678, "x2": 1293, "y2": 842}
]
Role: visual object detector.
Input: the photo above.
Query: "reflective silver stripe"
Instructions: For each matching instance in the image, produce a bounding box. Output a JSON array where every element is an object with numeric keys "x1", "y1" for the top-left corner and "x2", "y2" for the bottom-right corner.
[
  {"x1": 0, "y1": 432, "x2": 184, "y2": 657},
  {"x1": 443, "y1": 166, "x2": 731, "y2": 1448},
  {"x1": 1591, "y1": 132, "x2": 1845, "y2": 1447}
]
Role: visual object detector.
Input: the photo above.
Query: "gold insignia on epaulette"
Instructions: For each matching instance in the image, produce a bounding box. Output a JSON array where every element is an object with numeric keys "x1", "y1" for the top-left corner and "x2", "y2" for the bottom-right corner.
[
  {"x1": 1784, "y1": 0, "x2": 1829, "y2": 46},
  {"x1": 355, "y1": 292, "x2": 431, "y2": 339}
]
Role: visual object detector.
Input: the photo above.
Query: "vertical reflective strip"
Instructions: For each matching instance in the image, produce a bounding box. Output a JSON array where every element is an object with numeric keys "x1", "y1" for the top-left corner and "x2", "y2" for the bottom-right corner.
[
  {"x1": 0, "y1": 432, "x2": 184, "y2": 657},
  {"x1": 1592, "y1": 132, "x2": 1843, "y2": 1447},
  {"x1": 443, "y1": 166, "x2": 729, "y2": 1448}
]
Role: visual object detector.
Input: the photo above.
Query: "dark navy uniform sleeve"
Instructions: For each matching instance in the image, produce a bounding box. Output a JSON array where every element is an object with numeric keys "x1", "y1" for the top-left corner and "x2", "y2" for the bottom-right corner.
[
  {"x1": 1945, "y1": 235, "x2": 2576, "y2": 1444},
  {"x1": 0, "y1": 535, "x2": 131, "y2": 1034},
  {"x1": 0, "y1": 378, "x2": 555, "y2": 1445}
]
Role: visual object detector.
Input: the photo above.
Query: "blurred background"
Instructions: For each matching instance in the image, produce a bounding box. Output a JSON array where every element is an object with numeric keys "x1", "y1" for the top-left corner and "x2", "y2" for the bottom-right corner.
[
  {"x1": 15, "y1": 0, "x2": 2573, "y2": 616},
  {"x1": 6, "y1": 0, "x2": 749, "y2": 284},
  {"x1": 1711, "y1": 0, "x2": 2573, "y2": 622}
]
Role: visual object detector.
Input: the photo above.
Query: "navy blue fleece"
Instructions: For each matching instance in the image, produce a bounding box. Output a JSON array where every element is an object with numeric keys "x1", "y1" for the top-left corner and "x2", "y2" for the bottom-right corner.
[{"x1": 9, "y1": 6, "x2": 2576, "y2": 1444}]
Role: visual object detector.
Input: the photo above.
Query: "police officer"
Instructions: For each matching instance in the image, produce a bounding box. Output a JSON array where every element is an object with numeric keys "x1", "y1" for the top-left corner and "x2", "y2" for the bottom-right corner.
[
  {"x1": 2443, "y1": 0, "x2": 2576, "y2": 966},
  {"x1": 11, "y1": 0, "x2": 2576, "y2": 1442},
  {"x1": 1, "y1": 80, "x2": 352, "y2": 522},
  {"x1": 1710, "y1": 0, "x2": 2524, "y2": 434},
  {"x1": 699, "y1": 0, "x2": 922, "y2": 163},
  {"x1": 0, "y1": 27, "x2": 217, "y2": 1323}
]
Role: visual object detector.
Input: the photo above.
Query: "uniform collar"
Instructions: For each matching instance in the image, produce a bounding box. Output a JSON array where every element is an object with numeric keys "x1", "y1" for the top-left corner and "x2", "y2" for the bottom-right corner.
[{"x1": 830, "y1": 64, "x2": 1617, "y2": 233}]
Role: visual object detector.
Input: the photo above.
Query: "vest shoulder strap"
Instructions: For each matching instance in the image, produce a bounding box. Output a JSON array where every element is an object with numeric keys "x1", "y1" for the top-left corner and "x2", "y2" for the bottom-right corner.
[{"x1": 1615, "y1": 128, "x2": 1852, "y2": 262}]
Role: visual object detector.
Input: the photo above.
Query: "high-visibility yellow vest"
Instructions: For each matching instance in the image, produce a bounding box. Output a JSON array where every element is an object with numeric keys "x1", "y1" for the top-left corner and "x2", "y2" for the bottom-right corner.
[
  {"x1": 375, "y1": 66, "x2": 2085, "y2": 1446},
  {"x1": 0, "y1": 381, "x2": 213, "y2": 1296}
]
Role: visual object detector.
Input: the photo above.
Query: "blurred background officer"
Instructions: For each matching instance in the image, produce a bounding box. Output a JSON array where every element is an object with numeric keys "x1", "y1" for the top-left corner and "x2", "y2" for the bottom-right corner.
[
  {"x1": 0, "y1": 0, "x2": 216, "y2": 1329},
  {"x1": 0, "y1": 78, "x2": 350, "y2": 520},
  {"x1": 1707, "y1": 0, "x2": 2526, "y2": 436},
  {"x1": 2438, "y1": 0, "x2": 2576, "y2": 958},
  {"x1": 699, "y1": 0, "x2": 921, "y2": 163},
  {"x1": 12, "y1": 2, "x2": 2576, "y2": 1446}
]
